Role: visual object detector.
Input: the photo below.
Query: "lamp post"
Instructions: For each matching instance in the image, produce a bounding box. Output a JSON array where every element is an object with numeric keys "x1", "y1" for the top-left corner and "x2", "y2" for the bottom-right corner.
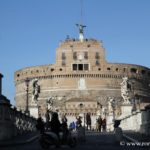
[{"x1": 25, "y1": 78, "x2": 30, "y2": 115}]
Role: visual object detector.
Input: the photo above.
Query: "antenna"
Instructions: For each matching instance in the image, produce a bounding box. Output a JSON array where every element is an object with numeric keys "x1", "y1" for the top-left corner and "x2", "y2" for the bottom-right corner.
[
  {"x1": 76, "y1": 0, "x2": 86, "y2": 42},
  {"x1": 80, "y1": 0, "x2": 83, "y2": 24}
]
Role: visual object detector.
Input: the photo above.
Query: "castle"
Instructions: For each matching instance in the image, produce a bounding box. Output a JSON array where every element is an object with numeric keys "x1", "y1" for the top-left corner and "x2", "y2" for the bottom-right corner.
[{"x1": 14, "y1": 25, "x2": 150, "y2": 126}]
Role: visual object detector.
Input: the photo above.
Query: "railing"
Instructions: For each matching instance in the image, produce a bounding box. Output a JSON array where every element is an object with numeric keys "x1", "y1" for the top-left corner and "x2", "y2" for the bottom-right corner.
[
  {"x1": 107, "y1": 105, "x2": 150, "y2": 135},
  {"x1": 0, "y1": 95, "x2": 37, "y2": 140}
]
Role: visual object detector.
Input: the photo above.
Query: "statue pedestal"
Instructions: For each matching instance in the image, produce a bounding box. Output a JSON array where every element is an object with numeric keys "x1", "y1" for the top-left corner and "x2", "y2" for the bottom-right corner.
[
  {"x1": 107, "y1": 114, "x2": 114, "y2": 131},
  {"x1": 29, "y1": 105, "x2": 39, "y2": 118},
  {"x1": 118, "y1": 104, "x2": 132, "y2": 119}
]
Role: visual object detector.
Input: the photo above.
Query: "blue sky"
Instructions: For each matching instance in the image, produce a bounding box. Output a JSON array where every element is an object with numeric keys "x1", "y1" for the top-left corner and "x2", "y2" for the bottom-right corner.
[{"x1": 0, "y1": 0, "x2": 150, "y2": 105}]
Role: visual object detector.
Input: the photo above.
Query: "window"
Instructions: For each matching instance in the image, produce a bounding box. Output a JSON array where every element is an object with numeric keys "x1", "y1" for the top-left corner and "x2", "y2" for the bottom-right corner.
[
  {"x1": 96, "y1": 60, "x2": 99, "y2": 65},
  {"x1": 141, "y1": 70, "x2": 146, "y2": 75},
  {"x1": 73, "y1": 64, "x2": 77, "y2": 71},
  {"x1": 95, "y1": 52, "x2": 99, "y2": 59},
  {"x1": 72, "y1": 64, "x2": 89, "y2": 71},
  {"x1": 73, "y1": 52, "x2": 77, "y2": 59},
  {"x1": 84, "y1": 64, "x2": 89, "y2": 70},
  {"x1": 107, "y1": 67, "x2": 111, "y2": 71},
  {"x1": 62, "y1": 52, "x2": 66, "y2": 60},
  {"x1": 84, "y1": 52, "x2": 88, "y2": 59},
  {"x1": 78, "y1": 64, "x2": 83, "y2": 70},
  {"x1": 87, "y1": 44, "x2": 91, "y2": 47},
  {"x1": 130, "y1": 68, "x2": 137, "y2": 73},
  {"x1": 62, "y1": 60, "x2": 66, "y2": 66}
]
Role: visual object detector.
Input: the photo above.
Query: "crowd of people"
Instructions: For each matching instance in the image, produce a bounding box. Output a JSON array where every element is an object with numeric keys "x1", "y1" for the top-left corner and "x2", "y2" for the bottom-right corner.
[
  {"x1": 36, "y1": 112, "x2": 107, "y2": 134},
  {"x1": 96, "y1": 115, "x2": 107, "y2": 132},
  {"x1": 36, "y1": 112, "x2": 123, "y2": 145}
]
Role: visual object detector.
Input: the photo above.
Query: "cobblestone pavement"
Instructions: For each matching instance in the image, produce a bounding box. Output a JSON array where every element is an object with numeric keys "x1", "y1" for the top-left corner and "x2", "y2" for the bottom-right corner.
[{"x1": 0, "y1": 131, "x2": 150, "y2": 150}]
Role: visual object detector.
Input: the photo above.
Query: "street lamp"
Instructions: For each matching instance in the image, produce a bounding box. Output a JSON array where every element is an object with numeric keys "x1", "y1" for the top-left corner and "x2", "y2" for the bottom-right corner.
[{"x1": 25, "y1": 78, "x2": 30, "y2": 115}]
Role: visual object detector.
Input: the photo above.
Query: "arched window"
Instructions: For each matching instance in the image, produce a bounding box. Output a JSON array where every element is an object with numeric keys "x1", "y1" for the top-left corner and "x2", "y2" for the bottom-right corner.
[
  {"x1": 107, "y1": 67, "x2": 111, "y2": 71},
  {"x1": 130, "y1": 68, "x2": 137, "y2": 73},
  {"x1": 141, "y1": 70, "x2": 146, "y2": 75}
]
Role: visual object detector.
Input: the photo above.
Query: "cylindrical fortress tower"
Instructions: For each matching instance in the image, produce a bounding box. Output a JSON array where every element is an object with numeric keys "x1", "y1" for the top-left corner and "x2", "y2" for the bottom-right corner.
[{"x1": 14, "y1": 38, "x2": 150, "y2": 120}]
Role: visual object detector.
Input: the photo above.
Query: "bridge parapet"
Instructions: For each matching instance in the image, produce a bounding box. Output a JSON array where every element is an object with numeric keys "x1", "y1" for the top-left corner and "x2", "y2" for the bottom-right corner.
[
  {"x1": 0, "y1": 73, "x2": 37, "y2": 141},
  {"x1": 107, "y1": 105, "x2": 150, "y2": 135},
  {"x1": 0, "y1": 94, "x2": 37, "y2": 141}
]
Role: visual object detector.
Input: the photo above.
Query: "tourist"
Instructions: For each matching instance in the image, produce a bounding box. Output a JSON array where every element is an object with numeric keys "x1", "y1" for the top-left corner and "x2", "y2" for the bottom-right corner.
[
  {"x1": 69, "y1": 121, "x2": 76, "y2": 131},
  {"x1": 114, "y1": 120, "x2": 123, "y2": 144},
  {"x1": 76, "y1": 116, "x2": 82, "y2": 128},
  {"x1": 86, "y1": 112, "x2": 91, "y2": 130},
  {"x1": 36, "y1": 115, "x2": 45, "y2": 134},
  {"x1": 61, "y1": 115, "x2": 68, "y2": 143},
  {"x1": 97, "y1": 115, "x2": 102, "y2": 132},
  {"x1": 102, "y1": 118, "x2": 106, "y2": 132},
  {"x1": 49, "y1": 112, "x2": 61, "y2": 138}
]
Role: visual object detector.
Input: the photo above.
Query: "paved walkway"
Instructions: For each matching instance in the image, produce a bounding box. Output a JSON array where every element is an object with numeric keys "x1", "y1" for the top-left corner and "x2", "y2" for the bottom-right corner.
[
  {"x1": 0, "y1": 131, "x2": 150, "y2": 150},
  {"x1": 0, "y1": 131, "x2": 39, "y2": 147}
]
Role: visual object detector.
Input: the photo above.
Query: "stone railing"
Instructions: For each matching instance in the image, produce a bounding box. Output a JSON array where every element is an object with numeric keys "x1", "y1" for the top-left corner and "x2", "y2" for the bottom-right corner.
[
  {"x1": 119, "y1": 110, "x2": 142, "y2": 132},
  {"x1": 107, "y1": 105, "x2": 150, "y2": 135},
  {"x1": 0, "y1": 94, "x2": 37, "y2": 140},
  {"x1": 140, "y1": 105, "x2": 150, "y2": 135}
]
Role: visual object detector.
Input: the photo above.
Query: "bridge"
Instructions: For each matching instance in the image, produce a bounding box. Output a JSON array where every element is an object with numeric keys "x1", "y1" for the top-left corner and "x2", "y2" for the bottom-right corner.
[{"x1": 0, "y1": 130, "x2": 150, "y2": 150}]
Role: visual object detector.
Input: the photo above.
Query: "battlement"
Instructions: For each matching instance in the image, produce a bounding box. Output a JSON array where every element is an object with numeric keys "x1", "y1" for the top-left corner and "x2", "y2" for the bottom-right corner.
[{"x1": 59, "y1": 38, "x2": 103, "y2": 48}]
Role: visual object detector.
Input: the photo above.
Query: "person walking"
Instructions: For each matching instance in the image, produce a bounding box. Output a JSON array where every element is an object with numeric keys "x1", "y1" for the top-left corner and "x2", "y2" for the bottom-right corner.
[
  {"x1": 86, "y1": 112, "x2": 91, "y2": 130},
  {"x1": 114, "y1": 120, "x2": 123, "y2": 145},
  {"x1": 102, "y1": 117, "x2": 106, "y2": 132},
  {"x1": 97, "y1": 115, "x2": 102, "y2": 132},
  {"x1": 36, "y1": 115, "x2": 45, "y2": 134}
]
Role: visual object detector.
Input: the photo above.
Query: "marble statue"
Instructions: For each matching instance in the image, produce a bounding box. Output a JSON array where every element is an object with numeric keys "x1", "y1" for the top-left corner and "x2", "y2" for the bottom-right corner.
[
  {"x1": 120, "y1": 77, "x2": 131, "y2": 104},
  {"x1": 31, "y1": 79, "x2": 40, "y2": 105},
  {"x1": 47, "y1": 97, "x2": 54, "y2": 111}
]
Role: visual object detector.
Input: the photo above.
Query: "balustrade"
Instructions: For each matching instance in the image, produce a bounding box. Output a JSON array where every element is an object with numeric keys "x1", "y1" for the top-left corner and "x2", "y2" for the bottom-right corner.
[{"x1": 0, "y1": 95, "x2": 37, "y2": 140}]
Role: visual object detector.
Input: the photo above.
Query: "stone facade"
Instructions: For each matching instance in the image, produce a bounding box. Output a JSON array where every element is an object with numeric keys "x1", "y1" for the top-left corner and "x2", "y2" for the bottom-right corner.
[{"x1": 14, "y1": 38, "x2": 150, "y2": 124}]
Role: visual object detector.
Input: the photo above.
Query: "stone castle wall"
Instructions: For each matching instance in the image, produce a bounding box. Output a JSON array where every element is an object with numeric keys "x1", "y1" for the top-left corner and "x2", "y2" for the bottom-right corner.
[{"x1": 14, "y1": 39, "x2": 150, "y2": 117}]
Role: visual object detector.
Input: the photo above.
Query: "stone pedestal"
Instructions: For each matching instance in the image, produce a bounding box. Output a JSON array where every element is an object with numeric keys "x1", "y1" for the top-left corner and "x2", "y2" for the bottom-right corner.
[
  {"x1": 107, "y1": 113, "x2": 114, "y2": 131},
  {"x1": 29, "y1": 105, "x2": 39, "y2": 118},
  {"x1": 140, "y1": 105, "x2": 150, "y2": 135},
  {"x1": 119, "y1": 104, "x2": 132, "y2": 119}
]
